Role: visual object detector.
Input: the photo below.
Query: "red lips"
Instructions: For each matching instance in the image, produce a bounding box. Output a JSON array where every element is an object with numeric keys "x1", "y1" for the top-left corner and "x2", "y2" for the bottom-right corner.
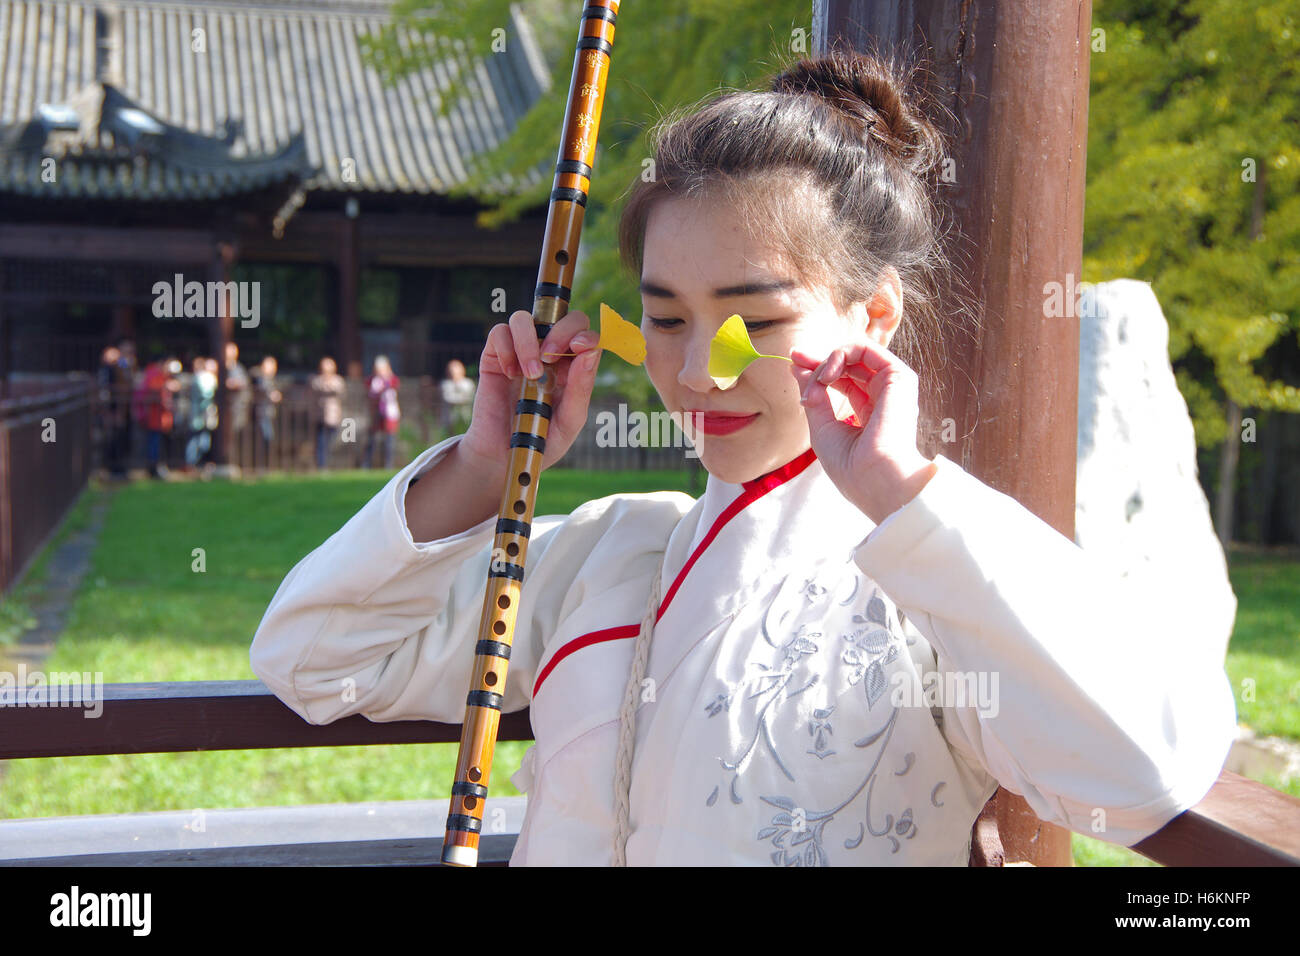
[{"x1": 684, "y1": 410, "x2": 759, "y2": 436}]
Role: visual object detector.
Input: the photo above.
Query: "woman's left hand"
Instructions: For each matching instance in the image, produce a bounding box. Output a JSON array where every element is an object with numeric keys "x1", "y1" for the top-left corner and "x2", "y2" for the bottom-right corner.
[{"x1": 790, "y1": 335, "x2": 938, "y2": 525}]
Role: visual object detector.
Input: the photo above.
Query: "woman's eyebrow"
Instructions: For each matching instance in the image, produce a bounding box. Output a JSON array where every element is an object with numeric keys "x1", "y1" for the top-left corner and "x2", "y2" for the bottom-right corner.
[{"x1": 639, "y1": 277, "x2": 798, "y2": 299}]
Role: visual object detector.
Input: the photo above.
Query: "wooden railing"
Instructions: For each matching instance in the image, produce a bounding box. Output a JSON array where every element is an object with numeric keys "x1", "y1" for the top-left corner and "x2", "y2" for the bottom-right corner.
[
  {"x1": 0, "y1": 376, "x2": 93, "y2": 592},
  {"x1": 0, "y1": 681, "x2": 530, "y2": 866},
  {"x1": 2, "y1": 681, "x2": 1298, "y2": 866}
]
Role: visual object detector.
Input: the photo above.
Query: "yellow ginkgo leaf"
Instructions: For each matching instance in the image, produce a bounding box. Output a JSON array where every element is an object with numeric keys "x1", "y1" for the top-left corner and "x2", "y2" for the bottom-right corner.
[
  {"x1": 540, "y1": 302, "x2": 647, "y2": 365},
  {"x1": 708, "y1": 314, "x2": 791, "y2": 390},
  {"x1": 599, "y1": 302, "x2": 646, "y2": 365}
]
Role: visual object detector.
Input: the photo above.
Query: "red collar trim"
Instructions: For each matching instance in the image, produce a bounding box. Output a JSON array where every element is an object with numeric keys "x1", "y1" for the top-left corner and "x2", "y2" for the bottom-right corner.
[
  {"x1": 533, "y1": 624, "x2": 639, "y2": 699},
  {"x1": 656, "y1": 446, "x2": 817, "y2": 623},
  {"x1": 741, "y1": 446, "x2": 818, "y2": 494},
  {"x1": 531, "y1": 447, "x2": 818, "y2": 700}
]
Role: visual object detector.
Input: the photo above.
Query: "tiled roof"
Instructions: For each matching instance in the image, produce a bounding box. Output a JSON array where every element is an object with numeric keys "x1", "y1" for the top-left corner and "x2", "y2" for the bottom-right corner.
[
  {"x1": 0, "y1": 79, "x2": 313, "y2": 198},
  {"x1": 0, "y1": 0, "x2": 553, "y2": 199}
]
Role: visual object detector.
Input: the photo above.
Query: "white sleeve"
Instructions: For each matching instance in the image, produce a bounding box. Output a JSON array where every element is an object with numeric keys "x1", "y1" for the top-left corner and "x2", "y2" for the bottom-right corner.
[
  {"x1": 853, "y1": 453, "x2": 1238, "y2": 847},
  {"x1": 250, "y1": 435, "x2": 555, "y2": 725}
]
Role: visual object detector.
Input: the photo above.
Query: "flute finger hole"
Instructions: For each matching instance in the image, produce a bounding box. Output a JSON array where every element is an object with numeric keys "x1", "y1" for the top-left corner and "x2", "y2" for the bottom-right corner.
[
  {"x1": 493, "y1": 621, "x2": 507, "y2": 636},
  {"x1": 497, "y1": 595, "x2": 511, "y2": 610},
  {"x1": 506, "y1": 542, "x2": 520, "y2": 557},
  {"x1": 484, "y1": 671, "x2": 499, "y2": 687},
  {"x1": 555, "y1": 250, "x2": 570, "y2": 266},
  {"x1": 464, "y1": 796, "x2": 477, "y2": 810},
  {"x1": 518, "y1": 472, "x2": 531, "y2": 486},
  {"x1": 468, "y1": 767, "x2": 482, "y2": 782},
  {"x1": 513, "y1": 499, "x2": 527, "y2": 515}
]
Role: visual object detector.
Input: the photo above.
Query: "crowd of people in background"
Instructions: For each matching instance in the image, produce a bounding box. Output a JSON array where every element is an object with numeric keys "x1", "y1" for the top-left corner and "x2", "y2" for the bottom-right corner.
[
  {"x1": 94, "y1": 341, "x2": 474, "y2": 478},
  {"x1": 98, "y1": 340, "x2": 260, "y2": 479}
]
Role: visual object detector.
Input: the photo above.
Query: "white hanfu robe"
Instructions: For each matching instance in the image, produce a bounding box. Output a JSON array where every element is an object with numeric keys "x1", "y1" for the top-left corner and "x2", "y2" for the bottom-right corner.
[{"x1": 250, "y1": 434, "x2": 1237, "y2": 866}]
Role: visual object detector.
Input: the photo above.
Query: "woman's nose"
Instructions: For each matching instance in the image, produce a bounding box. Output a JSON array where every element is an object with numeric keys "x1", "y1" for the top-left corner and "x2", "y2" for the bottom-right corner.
[{"x1": 677, "y1": 332, "x2": 716, "y2": 393}]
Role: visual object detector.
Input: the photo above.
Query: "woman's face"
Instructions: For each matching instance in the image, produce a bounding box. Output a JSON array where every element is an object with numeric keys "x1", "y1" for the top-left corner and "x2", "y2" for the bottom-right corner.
[{"x1": 641, "y1": 195, "x2": 873, "y2": 484}]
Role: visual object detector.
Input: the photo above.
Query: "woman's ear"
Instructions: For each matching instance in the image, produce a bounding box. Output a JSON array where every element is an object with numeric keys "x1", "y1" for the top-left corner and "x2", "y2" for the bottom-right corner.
[{"x1": 865, "y1": 265, "x2": 904, "y2": 347}]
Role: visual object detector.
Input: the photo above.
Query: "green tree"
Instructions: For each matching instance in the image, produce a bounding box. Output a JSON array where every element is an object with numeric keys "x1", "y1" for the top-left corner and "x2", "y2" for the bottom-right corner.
[
  {"x1": 360, "y1": 0, "x2": 813, "y2": 407},
  {"x1": 362, "y1": 2, "x2": 1299, "y2": 528},
  {"x1": 1085, "y1": 0, "x2": 1300, "y2": 540}
]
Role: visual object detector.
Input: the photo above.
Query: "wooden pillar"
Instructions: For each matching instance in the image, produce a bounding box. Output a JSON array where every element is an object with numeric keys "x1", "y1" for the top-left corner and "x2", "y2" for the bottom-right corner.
[
  {"x1": 338, "y1": 215, "x2": 362, "y2": 379},
  {"x1": 111, "y1": 269, "x2": 136, "y2": 342},
  {"x1": 814, "y1": 0, "x2": 1089, "y2": 867},
  {"x1": 0, "y1": 417, "x2": 10, "y2": 590},
  {"x1": 0, "y1": 261, "x2": 9, "y2": 400},
  {"x1": 429, "y1": 269, "x2": 450, "y2": 379},
  {"x1": 208, "y1": 242, "x2": 237, "y2": 467}
]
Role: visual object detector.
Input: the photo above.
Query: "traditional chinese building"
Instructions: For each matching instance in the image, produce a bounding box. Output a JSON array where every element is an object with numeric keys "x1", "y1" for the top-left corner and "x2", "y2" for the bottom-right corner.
[{"x1": 0, "y1": 0, "x2": 554, "y2": 395}]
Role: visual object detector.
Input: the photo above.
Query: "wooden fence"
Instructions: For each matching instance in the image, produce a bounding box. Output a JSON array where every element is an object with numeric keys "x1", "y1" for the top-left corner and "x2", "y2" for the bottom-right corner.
[
  {"x1": 1, "y1": 680, "x2": 1297, "y2": 866},
  {"x1": 0, "y1": 375, "x2": 92, "y2": 593}
]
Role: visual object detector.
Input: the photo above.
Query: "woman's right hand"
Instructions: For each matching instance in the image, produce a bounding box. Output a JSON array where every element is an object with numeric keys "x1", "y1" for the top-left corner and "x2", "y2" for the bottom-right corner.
[{"x1": 456, "y1": 309, "x2": 602, "y2": 482}]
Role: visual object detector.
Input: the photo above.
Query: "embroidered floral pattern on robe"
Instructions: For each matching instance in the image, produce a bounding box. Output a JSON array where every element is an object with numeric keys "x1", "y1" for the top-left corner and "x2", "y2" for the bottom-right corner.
[{"x1": 701, "y1": 563, "x2": 945, "y2": 865}]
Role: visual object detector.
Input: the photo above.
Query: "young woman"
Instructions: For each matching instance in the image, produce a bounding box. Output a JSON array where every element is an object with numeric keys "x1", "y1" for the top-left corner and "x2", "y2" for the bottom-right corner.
[
  {"x1": 364, "y1": 355, "x2": 401, "y2": 469},
  {"x1": 250, "y1": 50, "x2": 1236, "y2": 866},
  {"x1": 311, "y1": 356, "x2": 347, "y2": 470},
  {"x1": 184, "y1": 355, "x2": 218, "y2": 471}
]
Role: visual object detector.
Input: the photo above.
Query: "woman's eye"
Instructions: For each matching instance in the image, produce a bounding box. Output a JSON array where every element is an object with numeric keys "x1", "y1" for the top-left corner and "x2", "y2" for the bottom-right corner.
[{"x1": 646, "y1": 316, "x2": 779, "y2": 332}]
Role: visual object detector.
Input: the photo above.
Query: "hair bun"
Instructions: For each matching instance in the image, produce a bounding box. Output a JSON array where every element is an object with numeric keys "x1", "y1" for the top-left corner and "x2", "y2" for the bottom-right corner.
[{"x1": 771, "y1": 49, "x2": 945, "y2": 176}]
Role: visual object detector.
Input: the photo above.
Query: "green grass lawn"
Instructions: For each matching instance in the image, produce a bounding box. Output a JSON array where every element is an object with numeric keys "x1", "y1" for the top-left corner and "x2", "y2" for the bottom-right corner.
[
  {"x1": 1, "y1": 465, "x2": 1295, "y2": 868},
  {"x1": 1221, "y1": 551, "x2": 1300, "y2": 740},
  {"x1": 0, "y1": 465, "x2": 697, "y2": 824}
]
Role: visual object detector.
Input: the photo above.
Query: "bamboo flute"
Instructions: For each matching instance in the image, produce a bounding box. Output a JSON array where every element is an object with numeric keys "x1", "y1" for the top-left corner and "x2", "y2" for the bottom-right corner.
[{"x1": 442, "y1": 0, "x2": 622, "y2": 867}]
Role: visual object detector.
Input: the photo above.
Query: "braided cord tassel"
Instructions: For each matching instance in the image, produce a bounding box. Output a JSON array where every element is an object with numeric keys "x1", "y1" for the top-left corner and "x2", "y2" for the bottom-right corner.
[{"x1": 612, "y1": 551, "x2": 666, "y2": 865}]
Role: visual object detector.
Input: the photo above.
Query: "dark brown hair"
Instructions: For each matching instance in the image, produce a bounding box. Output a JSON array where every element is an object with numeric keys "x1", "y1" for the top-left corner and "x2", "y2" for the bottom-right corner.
[{"x1": 618, "y1": 46, "x2": 975, "y2": 407}]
